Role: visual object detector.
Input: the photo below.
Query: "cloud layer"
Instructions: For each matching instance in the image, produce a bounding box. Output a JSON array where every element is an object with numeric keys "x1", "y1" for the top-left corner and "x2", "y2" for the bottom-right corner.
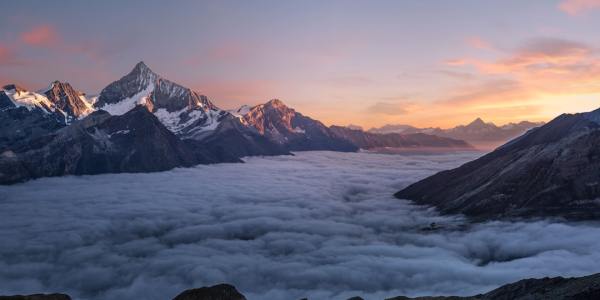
[{"x1": 1, "y1": 152, "x2": 600, "y2": 300}]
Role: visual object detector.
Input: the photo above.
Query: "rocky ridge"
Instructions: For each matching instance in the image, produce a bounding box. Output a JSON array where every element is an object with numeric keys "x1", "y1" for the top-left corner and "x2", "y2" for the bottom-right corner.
[{"x1": 395, "y1": 107, "x2": 600, "y2": 221}]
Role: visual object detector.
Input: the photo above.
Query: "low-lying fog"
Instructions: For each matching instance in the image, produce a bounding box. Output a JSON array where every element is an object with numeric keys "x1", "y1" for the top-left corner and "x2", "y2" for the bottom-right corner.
[{"x1": 1, "y1": 151, "x2": 599, "y2": 300}]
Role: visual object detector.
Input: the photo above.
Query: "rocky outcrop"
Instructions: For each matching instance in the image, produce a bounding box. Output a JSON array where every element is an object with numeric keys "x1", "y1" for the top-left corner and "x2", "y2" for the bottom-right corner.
[
  {"x1": 172, "y1": 284, "x2": 246, "y2": 300},
  {"x1": 43, "y1": 81, "x2": 93, "y2": 121},
  {"x1": 395, "y1": 107, "x2": 600, "y2": 221},
  {"x1": 0, "y1": 294, "x2": 71, "y2": 300},
  {"x1": 0, "y1": 106, "x2": 234, "y2": 184},
  {"x1": 239, "y1": 99, "x2": 358, "y2": 152},
  {"x1": 386, "y1": 273, "x2": 600, "y2": 299},
  {"x1": 329, "y1": 125, "x2": 473, "y2": 150}
]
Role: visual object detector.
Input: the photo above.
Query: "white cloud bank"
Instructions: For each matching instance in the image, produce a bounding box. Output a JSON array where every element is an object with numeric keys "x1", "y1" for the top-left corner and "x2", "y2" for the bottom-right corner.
[{"x1": 1, "y1": 151, "x2": 600, "y2": 300}]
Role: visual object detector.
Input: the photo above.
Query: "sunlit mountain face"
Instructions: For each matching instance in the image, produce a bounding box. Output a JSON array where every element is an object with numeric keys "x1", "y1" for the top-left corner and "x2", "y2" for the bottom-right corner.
[{"x1": 2, "y1": 1, "x2": 600, "y2": 300}]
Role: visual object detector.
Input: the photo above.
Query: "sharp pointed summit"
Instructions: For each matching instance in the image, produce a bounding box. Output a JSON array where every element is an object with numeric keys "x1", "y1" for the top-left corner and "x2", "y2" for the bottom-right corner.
[{"x1": 468, "y1": 117, "x2": 487, "y2": 127}]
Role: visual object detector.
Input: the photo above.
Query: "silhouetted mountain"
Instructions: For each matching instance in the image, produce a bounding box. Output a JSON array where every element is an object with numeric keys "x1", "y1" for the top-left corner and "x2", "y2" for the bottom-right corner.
[
  {"x1": 7, "y1": 272, "x2": 600, "y2": 300},
  {"x1": 329, "y1": 125, "x2": 473, "y2": 150},
  {"x1": 0, "y1": 106, "x2": 235, "y2": 184},
  {"x1": 395, "y1": 107, "x2": 600, "y2": 220},
  {"x1": 172, "y1": 284, "x2": 246, "y2": 300},
  {"x1": 368, "y1": 124, "x2": 423, "y2": 134},
  {"x1": 370, "y1": 119, "x2": 544, "y2": 149},
  {"x1": 237, "y1": 99, "x2": 358, "y2": 152}
]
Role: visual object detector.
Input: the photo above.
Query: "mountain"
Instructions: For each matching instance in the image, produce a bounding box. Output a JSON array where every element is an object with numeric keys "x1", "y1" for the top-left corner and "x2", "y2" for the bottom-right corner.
[
  {"x1": 329, "y1": 125, "x2": 473, "y2": 150},
  {"x1": 2, "y1": 83, "x2": 93, "y2": 124},
  {"x1": 95, "y1": 62, "x2": 288, "y2": 156},
  {"x1": 369, "y1": 119, "x2": 544, "y2": 149},
  {"x1": 237, "y1": 99, "x2": 358, "y2": 152},
  {"x1": 368, "y1": 124, "x2": 423, "y2": 135},
  {"x1": 346, "y1": 124, "x2": 364, "y2": 131},
  {"x1": 172, "y1": 284, "x2": 246, "y2": 300},
  {"x1": 386, "y1": 273, "x2": 600, "y2": 300},
  {"x1": 0, "y1": 90, "x2": 65, "y2": 151},
  {"x1": 96, "y1": 61, "x2": 225, "y2": 139},
  {"x1": 395, "y1": 107, "x2": 600, "y2": 221},
  {"x1": 0, "y1": 106, "x2": 235, "y2": 184},
  {"x1": 42, "y1": 81, "x2": 94, "y2": 121}
]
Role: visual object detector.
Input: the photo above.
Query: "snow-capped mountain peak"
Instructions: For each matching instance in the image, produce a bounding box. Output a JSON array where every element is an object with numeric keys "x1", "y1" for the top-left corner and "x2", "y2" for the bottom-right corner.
[{"x1": 94, "y1": 62, "x2": 225, "y2": 138}]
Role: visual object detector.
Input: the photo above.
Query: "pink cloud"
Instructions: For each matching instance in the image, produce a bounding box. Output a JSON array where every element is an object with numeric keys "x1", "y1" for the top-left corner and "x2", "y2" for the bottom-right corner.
[
  {"x1": 466, "y1": 36, "x2": 493, "y2": 50},
  {"x1": 559, "y1": 0, "x2": 600, "y2": 15},
  {"x1": 20, "y1": 25, "x2": 60, "y2": 47}
]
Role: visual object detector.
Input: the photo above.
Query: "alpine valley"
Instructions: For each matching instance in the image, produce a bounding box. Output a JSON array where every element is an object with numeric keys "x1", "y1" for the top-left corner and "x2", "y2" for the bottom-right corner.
[{"x1": 0, "y1": 62, "x2": 474, "y2": 184}]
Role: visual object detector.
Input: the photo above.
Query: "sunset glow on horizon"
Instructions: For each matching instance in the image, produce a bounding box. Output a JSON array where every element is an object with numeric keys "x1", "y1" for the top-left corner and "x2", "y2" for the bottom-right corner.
[{"x1": 2, "y1": 0, "x2": 600, "y2": 129}]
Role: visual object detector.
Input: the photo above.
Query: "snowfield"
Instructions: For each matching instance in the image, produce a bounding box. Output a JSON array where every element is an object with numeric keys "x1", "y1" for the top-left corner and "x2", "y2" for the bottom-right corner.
[{"x1": 1, "y1": 151, "x2": 600, "y2": 300}]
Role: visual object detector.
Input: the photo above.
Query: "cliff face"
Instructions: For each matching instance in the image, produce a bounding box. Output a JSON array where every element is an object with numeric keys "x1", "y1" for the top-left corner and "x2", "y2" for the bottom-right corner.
[{"x1": 43, "y1": 81, "x2": 93, "y2": 120}]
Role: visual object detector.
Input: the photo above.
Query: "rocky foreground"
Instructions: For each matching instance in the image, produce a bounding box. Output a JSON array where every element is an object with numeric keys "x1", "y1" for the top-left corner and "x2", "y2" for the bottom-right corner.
[{"x1": 3, "y1": 272, "x2": 600, "y2": 300}]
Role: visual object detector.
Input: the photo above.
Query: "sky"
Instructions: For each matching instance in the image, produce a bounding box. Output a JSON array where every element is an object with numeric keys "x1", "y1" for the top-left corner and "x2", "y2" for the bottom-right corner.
[{"x1": 1, "y1": 0, "x2": 600, "y2": 129}]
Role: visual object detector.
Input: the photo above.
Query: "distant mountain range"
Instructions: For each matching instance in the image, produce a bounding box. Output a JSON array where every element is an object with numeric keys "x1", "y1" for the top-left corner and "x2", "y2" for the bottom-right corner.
[
  {"x1": 369, "y1": 118, "x2": 544, "y2": 149},
  {"x1": 0, "y1": 62, "x2": 474, "y2": 184},
  {"x1": 396, "y1": 107, "x2": 600, "y2": 221}
]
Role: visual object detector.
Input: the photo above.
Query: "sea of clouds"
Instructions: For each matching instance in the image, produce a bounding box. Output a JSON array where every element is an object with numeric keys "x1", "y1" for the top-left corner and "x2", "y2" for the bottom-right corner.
[{"x1": 1, "y1": 151, "x2": 600, "y2": 300}]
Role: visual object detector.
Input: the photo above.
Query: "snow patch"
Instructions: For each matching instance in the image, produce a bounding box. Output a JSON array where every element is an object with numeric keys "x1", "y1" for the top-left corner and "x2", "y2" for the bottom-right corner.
[
  {"x1": 3, "y1": 87, "x2": 56, "y2": 113},
  {"x1": 108, "y1": 129, "x2": 131, "y2": 138},
  {"x1": 293, "y1": 127, "x2": 306, "y2": 134},
  {"x1": 154, "y1": 108, "x2": 222, "y2": 134},
  {"x1": 98, "y1": 84, "x2": 154, "y2": 116}
]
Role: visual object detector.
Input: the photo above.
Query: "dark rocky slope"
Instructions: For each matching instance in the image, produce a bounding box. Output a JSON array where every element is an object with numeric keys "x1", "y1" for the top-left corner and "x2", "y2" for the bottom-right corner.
[
  {"x1": 197, "y1": 115, "x2": 290, "y2": 159},
  {"x1": 387, "y1": 273, "x2": 600, "y2": 299},
  {"x1": 0, "y1": 92, "x2": 65, "y2": 151},
  {"x1": 240, "y1": 99, "x2": 358, "y2": 152},
  {"x1": 395, "y1": 108, "x2": 600, "y2": 220},
  {"x1": 329, "y1": 125, "x2": 473, "y2": 150},
  {"x1": 0, "y1": 106, "x2": 234, "y2": 184},
  {"x1": 172, "y1": 284, "x2": 246, "y2": 300}
]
